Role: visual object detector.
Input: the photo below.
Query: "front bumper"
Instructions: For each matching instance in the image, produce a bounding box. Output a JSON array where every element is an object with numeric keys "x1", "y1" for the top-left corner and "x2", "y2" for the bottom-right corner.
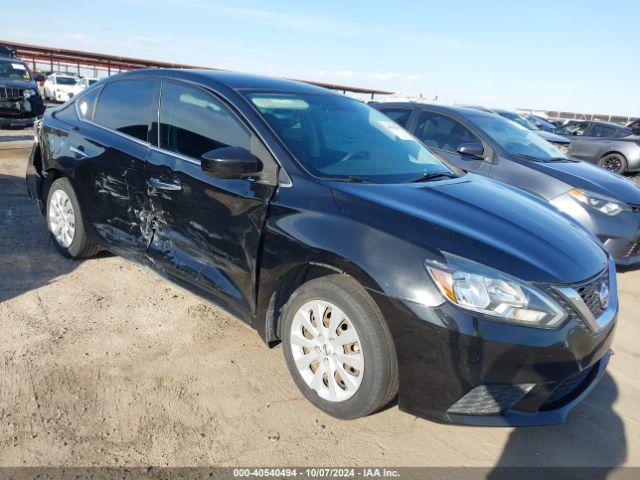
[
  {"x1": 369, "y1": 263, "x2": 617, "y2": 426},
  {"x1": 0, "y1": 114, "x2": 36, "y2": 128},
  {"x1": 0, "y1": 95, "x2": 45, "y2": 128}
]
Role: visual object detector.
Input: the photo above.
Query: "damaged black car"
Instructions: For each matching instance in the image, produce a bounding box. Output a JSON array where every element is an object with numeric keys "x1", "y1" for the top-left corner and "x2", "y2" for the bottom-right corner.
[
  {"x1": 26, "y1": 69, "x2": 616, "y2": 426},
  {"x1": 0, "y1": 49, "x2": 46, "y2": 128}
]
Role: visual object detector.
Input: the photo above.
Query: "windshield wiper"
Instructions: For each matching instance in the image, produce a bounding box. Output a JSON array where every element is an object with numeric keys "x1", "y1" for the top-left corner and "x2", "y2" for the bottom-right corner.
[
  {"x1": 546, "y1": 156, "x2": 577, "y2": 163},
  {"x1": 512, "y1": 153, "x2": 541, "y2": 161},
  {"x1": 324, "y1": 175, "x2": 379, "y2": 184},
  {"x1": 412, "y1": 171, "x2": 459, "y2": 183}
]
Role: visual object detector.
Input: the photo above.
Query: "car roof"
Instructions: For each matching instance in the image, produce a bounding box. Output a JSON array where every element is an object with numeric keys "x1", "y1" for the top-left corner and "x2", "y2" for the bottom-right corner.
[
  {"x1": 116, "y1": 68, "x2": 333, "y2": 95},
  {"x1": 372, "y1": 102, "x2": 501, "y2": 119}
]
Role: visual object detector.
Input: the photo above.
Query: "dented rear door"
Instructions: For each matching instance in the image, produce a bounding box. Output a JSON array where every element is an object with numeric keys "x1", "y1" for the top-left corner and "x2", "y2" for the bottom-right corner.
[{"x1": 74, "y1": 78, "x2": 159, "y2": 260}]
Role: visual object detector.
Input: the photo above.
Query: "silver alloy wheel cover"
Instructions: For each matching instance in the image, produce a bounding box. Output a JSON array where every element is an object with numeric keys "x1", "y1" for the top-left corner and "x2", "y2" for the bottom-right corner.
[
  {"x1": 48, "y1": 189, "x2": 76, "y2": 248},
  {"x1": 290, "y1": 299, "x2": 365, "y2": 402}
]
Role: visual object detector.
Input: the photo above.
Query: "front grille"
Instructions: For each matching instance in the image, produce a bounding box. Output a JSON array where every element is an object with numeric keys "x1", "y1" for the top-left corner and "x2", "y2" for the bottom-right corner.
[
  {"x1": 542, "y1": 363, "x2": 597, "y2": 409},
  {"x1": 547, "y1": 269, "x2": 609, "y2": 332},
  {"x1": 621, "y1": 241, "x2": 640, "y2": 258},
  {"x1": 576, "y1": 271, "x2": 608, "y2": 319},
  {"x1": 0, "y1": 87, "x2": 25, "y2": 100}
]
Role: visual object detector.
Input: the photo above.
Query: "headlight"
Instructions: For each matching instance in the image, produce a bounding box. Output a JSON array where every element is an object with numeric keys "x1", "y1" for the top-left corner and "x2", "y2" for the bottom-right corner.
[
  {"x1": 23, "y1": 88, "x2": 36, "y2": 99},
  {"x1": 425, "y1": 254, "x2": 567, "y2": 328},
  {"x1": 568, "y1": 188, "x2": 627, "y2": 216}
]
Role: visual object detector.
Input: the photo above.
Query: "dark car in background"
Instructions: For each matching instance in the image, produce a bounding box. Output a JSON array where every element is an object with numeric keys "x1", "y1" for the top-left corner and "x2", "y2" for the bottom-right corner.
[
  {"x1": 556, "y1": 120, "x2": 640, "y2": 174},
  {"x1": 0, "y1": 50, "x2": 46, "y2": 128},
  {"x1": 26, "y1": 69, "x2": 615, "y2": 426},
  {"x1": 523, "y1": 113, "x2": 557, "y2": 133},
  {"x1": 626, "y1": 118, "x2": 640, "y2": 133},
  {"x1": 374, "y1": 102, "x2": 640, "y2": 265}
]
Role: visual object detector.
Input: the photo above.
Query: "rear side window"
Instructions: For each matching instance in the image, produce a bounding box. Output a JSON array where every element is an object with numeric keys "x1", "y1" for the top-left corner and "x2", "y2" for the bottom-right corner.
[
  {"x1": 589, "y1": 124, "x2": 630, "y2": 138},
  {"x1": 379, "y1": 108, "x2": 412, "y2": 127},
  {"x1": 159, "y1": 81, "x2": 251, "y2": 160},
  {"x1": 415, "y1": 111, "x2": 479, "y2": 152},
  {"x1": 94, "y1": 79, "x2": 155, "y2": 141}
]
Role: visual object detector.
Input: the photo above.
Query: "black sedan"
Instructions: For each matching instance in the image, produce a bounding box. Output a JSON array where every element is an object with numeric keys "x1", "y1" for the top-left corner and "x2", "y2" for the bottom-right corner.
[{"x1": 26, "y1": 69, "x2": 615, "y2": 426}]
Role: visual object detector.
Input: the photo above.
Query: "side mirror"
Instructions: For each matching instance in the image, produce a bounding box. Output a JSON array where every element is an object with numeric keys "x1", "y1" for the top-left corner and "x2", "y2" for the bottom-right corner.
[
  {"x1": 201, "y1": 147, "x2": 262, "y2": 179},
  {"x1": 457, "y1": 142, "x2": 484, "y2": 158}
]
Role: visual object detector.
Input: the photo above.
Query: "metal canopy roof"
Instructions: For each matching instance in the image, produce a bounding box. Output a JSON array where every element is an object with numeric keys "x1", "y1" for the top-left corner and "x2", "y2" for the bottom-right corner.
[{"x1": 1, "y1": 40, "x2": 392, "y2": 96}]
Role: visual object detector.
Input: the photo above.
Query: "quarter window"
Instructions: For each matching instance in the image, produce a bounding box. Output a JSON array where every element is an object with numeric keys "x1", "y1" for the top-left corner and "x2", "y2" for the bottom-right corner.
[
  {"x1": 76, "y1": 87, "x2": 101, "y2": 121},
  {"x1": 93, "y1": 79, "x2": 156, "y2": 141},
  {"x1": 159, "y1": 81, "x2": 251, "y2": 160},
  {"x1": 415, "y1": 111, "x2": 479, "y2": 152},
  {"x1": 379, "y1": 108, "x2": 412, "y2": 127}
]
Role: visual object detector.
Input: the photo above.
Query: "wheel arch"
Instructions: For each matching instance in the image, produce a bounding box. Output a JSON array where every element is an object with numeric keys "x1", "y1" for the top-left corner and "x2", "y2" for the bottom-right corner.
[
  {"x1": 600, "y1": 150, "x2": 627, "y2": 160},
  {"x1": 258, "y1": 255, "x2": 384, "y2": 347}
]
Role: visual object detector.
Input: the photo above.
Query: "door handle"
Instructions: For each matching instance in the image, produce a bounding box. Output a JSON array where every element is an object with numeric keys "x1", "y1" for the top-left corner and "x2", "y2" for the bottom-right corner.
[
  {"x1": 70, "y1": 146, "x2": 88, "y2": 159},
  {"x1": 148, "y1": 176, "x2": 182, "y2": 191}
]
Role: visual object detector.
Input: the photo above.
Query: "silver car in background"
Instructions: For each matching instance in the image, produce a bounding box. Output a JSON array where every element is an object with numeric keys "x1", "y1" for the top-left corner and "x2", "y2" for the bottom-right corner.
[
  {"x1": 374, "y1": 102, "x2": 640, "y2": 266},
  {"x1": 556, "y1": 120, "x2": 640, "y2": 174}
]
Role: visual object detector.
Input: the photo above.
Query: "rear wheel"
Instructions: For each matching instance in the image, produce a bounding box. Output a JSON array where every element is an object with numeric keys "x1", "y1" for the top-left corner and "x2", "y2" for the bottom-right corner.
[
  {"x1": 46, "y1": 178, "x2": 100, "y2": 259},
  {"x1": 599, "y1": 153, "x2": 628, "y2": 174},
  {"x1": 282, "y1": 275, "x2": 398, "y2": 419}
]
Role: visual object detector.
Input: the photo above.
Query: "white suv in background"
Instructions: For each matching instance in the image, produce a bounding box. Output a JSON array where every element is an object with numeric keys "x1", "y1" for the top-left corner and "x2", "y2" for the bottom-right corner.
[{"x1": 43, "y1": 73, "x2": 84, "y2": 102}]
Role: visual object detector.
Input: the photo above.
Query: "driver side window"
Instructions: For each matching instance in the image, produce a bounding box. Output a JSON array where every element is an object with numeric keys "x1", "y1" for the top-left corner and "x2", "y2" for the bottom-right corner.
[
  {"x1": 415, "y1": 111, "x2": 479, "y2": 153},
  {"x1": 159, "y1": 81, "x2": 251, "y2": 161}
]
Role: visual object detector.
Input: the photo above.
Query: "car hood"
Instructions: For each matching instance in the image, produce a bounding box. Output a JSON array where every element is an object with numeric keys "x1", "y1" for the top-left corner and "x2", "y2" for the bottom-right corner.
[
  {"x1": 0, "y1": 78, "x2": 37, "y2": 89},
  {"x1": 535, "y1": 130, "x2": 569, "y2": 143},
  {"x1": 330, "y1": 175, "x2": 607, "y2": 285},
  {"x1": 526, "y1": 159, "x2": 640, "y2": 205}
]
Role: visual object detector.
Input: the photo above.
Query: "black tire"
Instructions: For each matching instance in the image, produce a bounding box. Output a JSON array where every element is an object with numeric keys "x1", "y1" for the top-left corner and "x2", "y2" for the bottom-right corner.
[
  {"x1": 46, "y1": 177, "x2": 100, "y2": 259},
  {"x1": 281, "y1": 274, "x2": 398, "y2": 419},
  {"x1": 599, "y1": 153, "x2": 628, "y2": 174}
]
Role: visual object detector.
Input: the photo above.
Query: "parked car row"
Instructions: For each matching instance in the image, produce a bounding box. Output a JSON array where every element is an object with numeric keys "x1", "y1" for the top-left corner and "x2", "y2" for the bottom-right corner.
[
  {"x1": 27, "y1": 69, "x2": 620, "y2": 428},
  {"x1": 374, "y1": 102, "x2": 640, "y2": 265},
  {"x1": 0, "y1": 45, "x2": 102, "y2": 128},
  {"x1": 462, "y1": 106, "x2": 640, "y2": 175},
  {"x1": 43, "y1": 73, "x2": 100, "y2": 103}
]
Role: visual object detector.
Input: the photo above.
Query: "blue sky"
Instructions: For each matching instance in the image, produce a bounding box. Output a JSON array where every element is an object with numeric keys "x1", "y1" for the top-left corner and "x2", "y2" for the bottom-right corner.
[{"x1": 6, "y1": 0, "x2": 640, "y2": 115}]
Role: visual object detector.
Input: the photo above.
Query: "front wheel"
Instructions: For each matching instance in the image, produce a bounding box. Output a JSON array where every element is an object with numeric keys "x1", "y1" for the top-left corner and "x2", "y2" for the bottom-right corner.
[
  {"x1": 46, "y1": 178, "x2": 100, "y2": 259},
  {"x1": 282, "y1": 275, "x2": 398, "y2": 419},
  {"x1": 599, "y1": 153, "x2": 628, "y2": 174}
]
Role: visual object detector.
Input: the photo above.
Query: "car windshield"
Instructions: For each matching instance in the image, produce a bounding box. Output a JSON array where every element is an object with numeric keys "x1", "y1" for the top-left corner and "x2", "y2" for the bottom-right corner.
[
  {"x1": 498, "y1": 111, "x2": 539, "y2": 130},
  {"x1": 0, "y1": 59, "x2": 31, "y2": 80},
  {"x1": 470, "y1": 114, "x2": 568, "y2": 161},
  {"x1": 246, "y1": 92, "x2": 454, "y2": 183},
  {"x1": 57, "y1": 76, "x2": 78, "y2": 85}
]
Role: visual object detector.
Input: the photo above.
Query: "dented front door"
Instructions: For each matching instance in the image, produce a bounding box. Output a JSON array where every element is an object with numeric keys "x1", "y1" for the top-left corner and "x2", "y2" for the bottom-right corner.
[{"x1": 144, "y1": 80, "x2": 275, "y2": 320}]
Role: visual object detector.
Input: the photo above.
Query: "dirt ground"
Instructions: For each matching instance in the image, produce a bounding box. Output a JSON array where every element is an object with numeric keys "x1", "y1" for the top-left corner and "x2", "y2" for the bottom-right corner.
[{"x1": 0, "y1": 139, "x2": 638, "y2": 469}]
